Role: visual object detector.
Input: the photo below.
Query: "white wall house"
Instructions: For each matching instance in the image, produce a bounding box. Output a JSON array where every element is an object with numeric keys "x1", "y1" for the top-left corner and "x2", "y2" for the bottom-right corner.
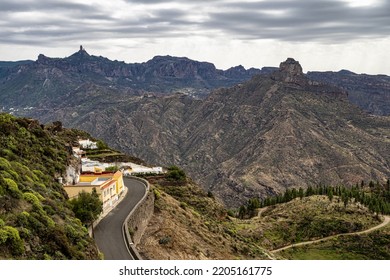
[
  {"x1": 80, "y1": 157, "x2": 164, "y2": 175},
  {"x1": 78, "y1": 139, "x2": 98, "y2": 149},
  {"x1": 122, "y1": 163, "x2": 164, "y2": 175}
]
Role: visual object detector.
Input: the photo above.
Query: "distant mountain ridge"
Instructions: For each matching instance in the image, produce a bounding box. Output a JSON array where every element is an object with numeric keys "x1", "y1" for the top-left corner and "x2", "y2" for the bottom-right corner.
[
  {"x1": 1, "y1": 48, "x2": 389, "y2": 115},
  {"x1": 0, "y1": 47, "x2": 267, "y2": 109},
  {"x1": 307, "y1": 70, "x2": 390, "y2": 116}
]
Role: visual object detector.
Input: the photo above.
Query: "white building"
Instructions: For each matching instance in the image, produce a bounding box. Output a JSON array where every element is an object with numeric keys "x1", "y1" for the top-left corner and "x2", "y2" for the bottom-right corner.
[
  {"x1": 78, "y1": 139, "x2": 98, "y2": 150},
  {"x1": 80, "y1": 157, "x2": 164, "y2": 175},
  {"x1": 81, "y1": 158, "x2": 109, "y2": 173},
  {"x1": 122, "y1": 163, "x2": 163, "y2": 175}
]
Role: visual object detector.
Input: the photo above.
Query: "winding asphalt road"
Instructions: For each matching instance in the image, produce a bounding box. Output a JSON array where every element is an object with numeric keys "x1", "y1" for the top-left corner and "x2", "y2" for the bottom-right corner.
[{"x1": 94, "y1": 178, "x2": 146, "y2": 260}]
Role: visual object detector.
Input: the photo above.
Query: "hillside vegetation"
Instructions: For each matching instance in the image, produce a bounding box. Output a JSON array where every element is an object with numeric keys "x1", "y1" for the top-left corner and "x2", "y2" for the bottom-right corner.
[
  {"x1": 278, "y1": 222, "x2": 390, "y2": 260},
  {"x1": 243, "y1": 195, "x2": 380, "y2": 251},
  {"x1": 137, "y1": 171, "x2": 387, "y2": 260},
  {"x1": 0, "y1": 113, "x2": 100, "y2": 259}
]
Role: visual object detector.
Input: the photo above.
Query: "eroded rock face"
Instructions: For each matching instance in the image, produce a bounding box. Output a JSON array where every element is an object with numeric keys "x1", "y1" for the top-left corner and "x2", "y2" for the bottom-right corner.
[
  {"x1": 272, "y1": 58, "x2": 308, "y2": 85},
  {"x1": 280, "y1": 58, "x2": 303, "y2": 75}
]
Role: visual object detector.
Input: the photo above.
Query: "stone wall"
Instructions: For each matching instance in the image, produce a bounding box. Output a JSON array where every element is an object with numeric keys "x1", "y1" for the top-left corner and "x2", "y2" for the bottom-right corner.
[
  {"x1": 127, "y1": 187, "x2": 155, "y2": 245},
  {"x1": 122, "y1": 176, "x2": 154, "y2": 259}
]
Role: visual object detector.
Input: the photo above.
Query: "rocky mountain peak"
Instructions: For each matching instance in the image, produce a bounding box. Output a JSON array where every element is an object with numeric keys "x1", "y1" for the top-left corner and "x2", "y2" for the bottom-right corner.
[
  {"x1": 37, "y1": 54, "x2": 51, "y2": 63},
  {"x1": 280, "y1": 58, "x2": 303, "y2": 76},
  {"x1": 271, "y1": 58, "x2": 307, "y2": 85},
  {"x1": 68, "y1": 46, "x2": 90, "y2": 60}
]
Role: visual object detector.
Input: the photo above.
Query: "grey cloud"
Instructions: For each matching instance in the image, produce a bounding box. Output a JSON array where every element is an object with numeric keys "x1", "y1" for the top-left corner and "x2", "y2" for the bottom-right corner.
[
  {"x1": 1, "y1": 0, "x2": 390, "y2": 48},
  {"x1": 0, "y1": 0, "x2": 101, "y2": 13},
  {"x1": 125, "y1": 0, "x2": 220, "y2": 3},
  {"x1": 203, "y1": 0, "x2": 390, "y2": 42}
]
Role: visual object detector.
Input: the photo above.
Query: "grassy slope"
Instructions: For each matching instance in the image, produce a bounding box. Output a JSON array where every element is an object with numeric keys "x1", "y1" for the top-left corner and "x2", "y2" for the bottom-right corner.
[
  {"x1": 240, "y1": 196, "x2": 380, "y2": 252},
  {"x1": 138, "y1": 177, "x2": 386, "y2": 260},
  {"x1": 278, "y1": 221, "x2": 390, "y2": 260},
  {"x1": 138, "y1": 176, "x2": 270, "y2": 260}
]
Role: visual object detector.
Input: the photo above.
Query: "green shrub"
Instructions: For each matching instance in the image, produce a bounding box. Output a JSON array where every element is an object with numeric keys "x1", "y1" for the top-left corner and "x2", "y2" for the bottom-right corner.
[
  {"x1": 23, "y1": 192, "x2": 47, "y2": 214},
  {"x1": 43, "y1": 215, "x2": 56, "y2": 229},
  {"x1": 17, "y1": 211, "x2": 30, "y2": 227},
  {"x1": 10, "y1": 161, "x2": 30, "y2": 176},
  {"x1": 65, "y1": 224, "x2": 85, "y2": 242},
  {"x1": 24, "y1": 175, "x2": 34, "y2": 183},
  {"x1": 0, "y1": 229, "x2": 8, "y2": 244},
  {"x1": 28, "y1": 214, "x2": 45, "y2": 233},
  {"x1": 23, "y1": 192, "x2": 41, "y2": 207},
  {"x1": 32, "y1": 170, "x2": 45, "y2": 179},
  {"x1": 4, "y1": 178, "x2": 22, "y2": 198},
  {"x1": 166, "y1": 166, "x2": 186, "y2": 181},
  {"x1": 0, "y1": 226, "x2": 25, "y2": 255},
  {"x1": 0, "y1": 170, "x2": 12, "y2": 179},
  {"x1": 34, "y1": 182, "x2": 47, "y2": 191},
  {"x1": 105, "y1": 166, "x2": 119, "y2": 172},
  {"x1": 159, "y1": 236, "x2": 172, "y2": 245},
  {"x1": 7, "y1": 169, "x2": 19, "y2": 180},
  {"x1": 153, "y1": 188, "x2": 161, "y2": 200},
  {"x1": 43, "y1": 205, "x2": 55, "y2": 215},
  {"x1": 19, "y1": 228, "x2": 30, "y2": 239},
  {"x1": 0, "y1": 157, "x2": 11, "y2": 170}
]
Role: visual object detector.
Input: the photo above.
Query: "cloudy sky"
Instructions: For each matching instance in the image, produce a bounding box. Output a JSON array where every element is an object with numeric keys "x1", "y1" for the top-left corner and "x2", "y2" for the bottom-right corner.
[{"x1": 1, "y1": 0, "x2": 389, "y2": 74}]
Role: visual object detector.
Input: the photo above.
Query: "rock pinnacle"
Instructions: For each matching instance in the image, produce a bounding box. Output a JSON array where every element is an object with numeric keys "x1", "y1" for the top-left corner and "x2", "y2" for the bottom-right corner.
[{"x1": 272, "y1": 58, "x2": 307, "y2": 85}]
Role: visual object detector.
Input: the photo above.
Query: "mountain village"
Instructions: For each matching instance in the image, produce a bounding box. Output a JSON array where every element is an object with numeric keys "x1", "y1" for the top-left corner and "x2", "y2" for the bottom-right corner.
[{"x1": 62, "y1": 138, "x2": 163, "y2": 213}]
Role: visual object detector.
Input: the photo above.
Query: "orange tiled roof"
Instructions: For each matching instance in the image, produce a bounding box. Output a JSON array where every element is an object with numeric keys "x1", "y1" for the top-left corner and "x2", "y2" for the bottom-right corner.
[{"x1": 100, "y1": 179, "x2": 116, "y2": 190}]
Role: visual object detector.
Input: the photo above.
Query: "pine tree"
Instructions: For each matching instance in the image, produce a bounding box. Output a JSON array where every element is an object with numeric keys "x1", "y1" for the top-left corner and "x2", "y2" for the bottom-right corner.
[
  {"x1": 298, "y1": 187, "x2": 304, "y2": 200},
  {"x1": 327, "y1": 189, "x2": 334, "y2": 202}
]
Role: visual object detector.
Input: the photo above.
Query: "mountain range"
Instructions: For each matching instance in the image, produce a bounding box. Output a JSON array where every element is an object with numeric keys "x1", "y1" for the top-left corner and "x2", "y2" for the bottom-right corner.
[
  {"x1": 0, "y1": 49, "x2": 389, "y2": 207},
  {"x1": 1, "y1": 47, "x2": 389, "y2": 115}
]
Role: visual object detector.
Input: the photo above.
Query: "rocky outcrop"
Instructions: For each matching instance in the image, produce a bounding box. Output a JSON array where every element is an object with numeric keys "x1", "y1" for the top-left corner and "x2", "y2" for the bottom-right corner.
[{"x1": 271, "y1": 58, "x2": 308, "y2": 85}]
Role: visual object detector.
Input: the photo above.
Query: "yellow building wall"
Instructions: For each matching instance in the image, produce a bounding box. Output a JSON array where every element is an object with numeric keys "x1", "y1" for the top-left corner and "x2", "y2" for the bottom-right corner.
[
  {"x1": 101, "y1": 181, "x2": 117, "y2": 206},
  {"x1": 79, "y1": 175, "x2": 98, "y2": 183},
  {"x1": 64, "y1": 186, "x2": 103, "y2": 200},
  {"x1": 112, "y1": 171, "x2": 124, "y2": 194}
]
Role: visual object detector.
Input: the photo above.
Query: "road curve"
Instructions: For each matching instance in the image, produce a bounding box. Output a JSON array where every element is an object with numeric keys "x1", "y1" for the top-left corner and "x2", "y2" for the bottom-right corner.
[
  {"x1": 272, "y1": 215, "x2": 390, "y2": 253},
  {"x1": 94, "y1": 178, "x2": 146, "y2": 260}
]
